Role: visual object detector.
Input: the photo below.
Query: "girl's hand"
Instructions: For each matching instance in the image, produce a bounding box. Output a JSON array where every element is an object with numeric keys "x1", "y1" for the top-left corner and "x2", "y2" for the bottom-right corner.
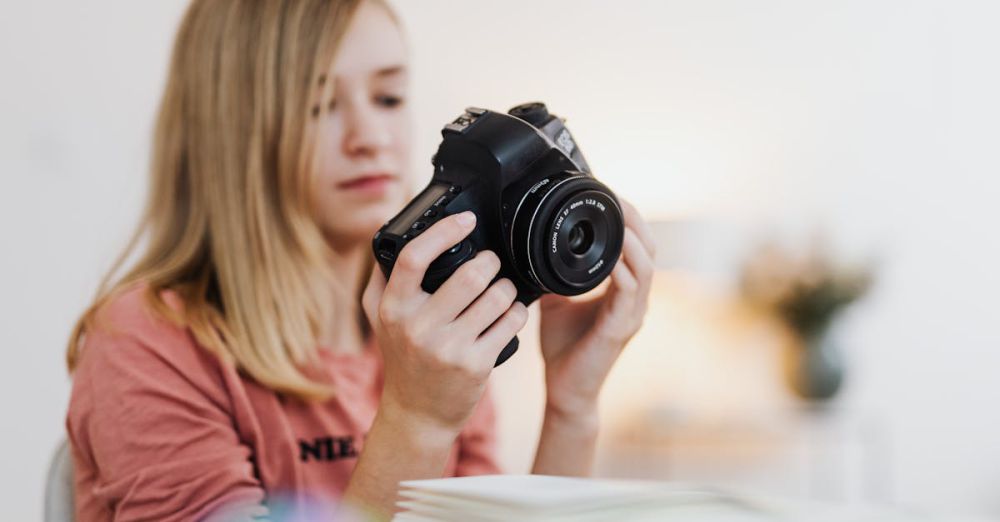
[
  {"x1": 538, "y1": 199, "x2": 656, "y2": 418},
  {"x1": 362, "y1": 211, "x2": 529, "y2": 437}
]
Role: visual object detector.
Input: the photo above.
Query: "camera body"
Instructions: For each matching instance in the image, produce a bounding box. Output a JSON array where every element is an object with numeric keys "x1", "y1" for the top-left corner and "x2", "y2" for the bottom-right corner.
[{"x1": 372, "y1": 102, "x2": 624, "y2": 367}]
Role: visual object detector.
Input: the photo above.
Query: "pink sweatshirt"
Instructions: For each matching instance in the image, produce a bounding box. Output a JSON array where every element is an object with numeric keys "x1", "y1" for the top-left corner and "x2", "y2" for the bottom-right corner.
[{"x1": 66, "y1": 283, "x2": 501, "y2": 521}]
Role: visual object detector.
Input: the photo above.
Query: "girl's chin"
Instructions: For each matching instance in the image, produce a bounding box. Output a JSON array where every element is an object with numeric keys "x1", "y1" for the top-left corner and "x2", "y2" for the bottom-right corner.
[{"x1": 320, "y1": 214, "x2": 397, "y2": 247}]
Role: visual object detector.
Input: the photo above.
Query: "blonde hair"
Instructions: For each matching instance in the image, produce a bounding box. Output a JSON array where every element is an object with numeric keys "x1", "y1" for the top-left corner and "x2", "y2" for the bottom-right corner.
[{"x1": 67, "y1": 0, "x2": 387, "y2": 401}]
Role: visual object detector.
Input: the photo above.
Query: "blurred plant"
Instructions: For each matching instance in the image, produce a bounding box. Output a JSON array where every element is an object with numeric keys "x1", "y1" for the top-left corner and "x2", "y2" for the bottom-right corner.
[
  {"x1": 739, "y1": 235, "x2": 874, "y2": 401},
  {"x1": 740, "y1": 238, "x2": 873, "y2": 338}
]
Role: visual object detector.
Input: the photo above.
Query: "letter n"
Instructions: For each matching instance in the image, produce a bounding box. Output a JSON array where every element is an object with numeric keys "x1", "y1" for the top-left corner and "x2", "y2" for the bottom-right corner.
[{"x1": 299, "y1": 439, "x2": 324, "y2": 462}]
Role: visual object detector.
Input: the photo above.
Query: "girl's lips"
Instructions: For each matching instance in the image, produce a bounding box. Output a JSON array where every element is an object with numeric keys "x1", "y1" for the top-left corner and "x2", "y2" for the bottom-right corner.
[{"x1": 336, "y1": 174, "x2": 396, "y2": 195}]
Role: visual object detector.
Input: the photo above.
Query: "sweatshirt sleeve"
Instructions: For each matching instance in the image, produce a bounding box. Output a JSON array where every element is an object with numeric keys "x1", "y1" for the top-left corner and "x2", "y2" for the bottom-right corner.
[
  {"x1": 66, "y1": 293, "x2": 268, "y2": 521},
  {"x1": 453, "y1": 380, "x2": 504, "y2": 476}
]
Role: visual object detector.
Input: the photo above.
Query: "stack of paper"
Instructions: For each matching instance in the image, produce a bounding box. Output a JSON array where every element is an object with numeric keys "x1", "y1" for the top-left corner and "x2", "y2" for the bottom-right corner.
[{"x1": 392, "y1": 474, "x2": 771, "y2": 521}]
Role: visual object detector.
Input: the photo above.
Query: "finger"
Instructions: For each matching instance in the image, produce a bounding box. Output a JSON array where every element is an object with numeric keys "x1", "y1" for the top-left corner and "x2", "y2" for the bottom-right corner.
[
  {"x1": 473, "y1": 301, "x2": 529, "y2": 363},
  {"x1": 385, "y1": 211, "x2": 477, "y2": 299},
  {"x1": 361, "y1": 263, "x2": 388, "y2": 325},
  {"x1": 602, "y1": 230, "x2": 654, "y2": 342},
  {"x1": 452, "y1": 277, "x2": 517, "y2": 338},
  {"x1": 581, "y1": 228, "x2": 652, "y2": 347},
  {"x1": 423, "y1": 250, "x2": 503, "y2": 324},
  {"x1": 619, "y1": 198, "x2": 657, "y2": 260},
  {"x1": 609, "y1": 252, "x2": 638, "y2": 299},
  {"x1": 601, "y1": 257, "x2": 639, "y2": 329},
  {"x1": 621, "y1": 227, "x2": 654, "y2": 302}
]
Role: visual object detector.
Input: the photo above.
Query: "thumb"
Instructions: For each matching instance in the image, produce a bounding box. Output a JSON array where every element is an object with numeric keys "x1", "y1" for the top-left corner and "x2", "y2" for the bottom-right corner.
[{"x1": 361, "y1": 264, "x2": 388, "y2": 324}]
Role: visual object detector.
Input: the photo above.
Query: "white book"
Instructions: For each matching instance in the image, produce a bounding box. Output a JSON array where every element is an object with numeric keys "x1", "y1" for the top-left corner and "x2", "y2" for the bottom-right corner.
[{"x1": 392, "y1": 474, "x2": 774, "y2": 522}]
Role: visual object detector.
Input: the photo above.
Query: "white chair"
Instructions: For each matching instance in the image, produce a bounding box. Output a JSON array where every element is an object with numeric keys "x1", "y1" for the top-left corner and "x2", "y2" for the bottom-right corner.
[{"x1": 44, "y1": 439, "x2": 75, "y2": 522}]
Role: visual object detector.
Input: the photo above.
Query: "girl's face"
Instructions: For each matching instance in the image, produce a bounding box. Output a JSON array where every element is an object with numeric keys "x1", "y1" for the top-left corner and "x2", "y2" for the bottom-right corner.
[{"x1": 311, "y1": 1, "x2": 413, "y2": 247}]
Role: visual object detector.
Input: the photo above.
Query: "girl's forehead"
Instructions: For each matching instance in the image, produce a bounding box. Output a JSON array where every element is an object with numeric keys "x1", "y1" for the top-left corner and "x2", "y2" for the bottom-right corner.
[{"x1": 326, "y1": 2, "x2": 408, "y2": 82}]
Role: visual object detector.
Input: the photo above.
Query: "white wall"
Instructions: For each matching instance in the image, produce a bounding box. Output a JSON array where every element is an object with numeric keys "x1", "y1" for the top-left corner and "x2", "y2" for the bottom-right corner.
[
  {"x1": 2, "y1": 1, "x2": 999, "y2": 519},
  {"x1": 0, "y1": 2, "x2": 189, "y2": 520}
]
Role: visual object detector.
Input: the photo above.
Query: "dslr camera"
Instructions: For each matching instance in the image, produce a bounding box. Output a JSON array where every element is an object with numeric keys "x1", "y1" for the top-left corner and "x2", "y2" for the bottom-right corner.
[{"x1": 372, "y1": 102, "x2": 624, "y2": 367}]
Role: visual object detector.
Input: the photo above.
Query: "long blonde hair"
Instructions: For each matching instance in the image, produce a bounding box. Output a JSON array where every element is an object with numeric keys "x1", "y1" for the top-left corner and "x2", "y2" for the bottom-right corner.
[{"x1": 67, "y1": 0, "x2": 379, "y2": 401}]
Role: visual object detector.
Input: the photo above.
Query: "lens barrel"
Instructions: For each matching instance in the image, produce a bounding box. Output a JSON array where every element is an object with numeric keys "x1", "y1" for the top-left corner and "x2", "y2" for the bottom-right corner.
[{"x1": 509, "y1": 172, "x2": 624, "y2": 295}]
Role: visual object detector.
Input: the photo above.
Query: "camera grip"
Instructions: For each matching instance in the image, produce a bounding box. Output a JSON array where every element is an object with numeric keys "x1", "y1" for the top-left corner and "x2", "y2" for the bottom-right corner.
[
  {"x1": 419, "y1": 240, "x2": 520, "y2": 367},
  {"x1": 495, "y1": 335, "x2": 519, "y2": 367},
  {"x1": 421, "y1": 239, "x2": 476, "y2": 294}
]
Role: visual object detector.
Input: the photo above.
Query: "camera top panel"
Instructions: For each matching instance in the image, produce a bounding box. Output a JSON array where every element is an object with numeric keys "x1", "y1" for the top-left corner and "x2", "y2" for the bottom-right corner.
[{"x1": 443, "y1": 107, "x2": 488, "y2": 135}]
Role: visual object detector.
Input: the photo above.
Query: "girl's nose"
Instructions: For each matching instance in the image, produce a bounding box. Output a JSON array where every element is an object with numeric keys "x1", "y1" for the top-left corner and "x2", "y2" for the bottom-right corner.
[{"x1": 342, "y1": 103, "x2": 392, "y2": 157}]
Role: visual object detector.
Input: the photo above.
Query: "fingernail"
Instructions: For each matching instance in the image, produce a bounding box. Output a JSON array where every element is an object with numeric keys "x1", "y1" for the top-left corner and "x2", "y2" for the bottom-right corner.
[{"x1": 456, "y1": 211, "x2": 476, "y2": 227}]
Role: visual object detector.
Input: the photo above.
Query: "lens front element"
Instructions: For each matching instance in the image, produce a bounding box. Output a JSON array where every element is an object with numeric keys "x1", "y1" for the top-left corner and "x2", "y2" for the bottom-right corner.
[{"x1": 568, "y1": 220, "x2": 594, "y2": 255}]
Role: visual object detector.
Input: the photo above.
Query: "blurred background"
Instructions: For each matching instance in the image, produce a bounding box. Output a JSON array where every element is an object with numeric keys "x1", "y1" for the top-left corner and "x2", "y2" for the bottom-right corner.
[{"x1": 2, "y1": 0, "x2": 999, "y2": 520}]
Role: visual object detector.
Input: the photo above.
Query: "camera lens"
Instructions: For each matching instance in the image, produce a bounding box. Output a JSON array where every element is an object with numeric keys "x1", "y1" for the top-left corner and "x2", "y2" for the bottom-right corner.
[
  {"x1": 567, "y1": 220, "x2": 594, "y2": 255},
  {"x1": 509, "y1": 172, "x2": 624, "y2": 295}
]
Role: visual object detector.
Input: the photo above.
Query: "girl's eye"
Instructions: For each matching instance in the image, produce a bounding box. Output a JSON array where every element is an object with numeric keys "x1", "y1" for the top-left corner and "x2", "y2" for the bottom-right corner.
[{"x1": 375, "y1": 94, "x2": 404, "y2": 108}]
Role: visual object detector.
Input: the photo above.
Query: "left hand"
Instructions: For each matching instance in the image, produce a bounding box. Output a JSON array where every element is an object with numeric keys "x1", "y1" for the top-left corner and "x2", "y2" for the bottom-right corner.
[{"x1": 538, "y1": 198, "x2": 657, "y2": 417}]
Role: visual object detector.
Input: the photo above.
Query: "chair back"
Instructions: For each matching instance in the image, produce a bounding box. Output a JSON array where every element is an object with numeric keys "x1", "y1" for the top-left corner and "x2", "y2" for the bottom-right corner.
[{"x1": 44, "y1": 439, "x2": 75, "y2": 522}]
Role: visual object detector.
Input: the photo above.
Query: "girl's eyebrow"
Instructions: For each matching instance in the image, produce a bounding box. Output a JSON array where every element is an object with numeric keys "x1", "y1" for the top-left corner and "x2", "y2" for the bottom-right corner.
[{"x1": 374, "y1": 65, "x2": 406, "y2": 78}]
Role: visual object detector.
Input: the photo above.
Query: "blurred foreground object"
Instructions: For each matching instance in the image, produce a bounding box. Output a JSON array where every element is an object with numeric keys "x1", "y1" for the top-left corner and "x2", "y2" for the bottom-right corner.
[
  {"x1": 740, "y1": 237, "x2": 873, "y2": 401},
  {"x1": 393, "y1": 473, "x2": 985, "y2": 521}
]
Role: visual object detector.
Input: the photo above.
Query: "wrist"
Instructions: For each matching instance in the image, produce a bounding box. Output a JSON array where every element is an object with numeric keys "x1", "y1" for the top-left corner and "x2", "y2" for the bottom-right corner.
[
  {"x1": 375, "y1": 395, "x2": 462, "y2": 449},
  {"x1": 544, "y1": 396, "x2": 600, "y2": 433},
  {"x1": 544, "y1": 379, "x2": 600, "y2": 419},
  {"x1": 534, "y1": 398, "x2": 600, "y2": 477},
  {"x1": 342, "y1": 398, "x2": 461, "y2": 522}
]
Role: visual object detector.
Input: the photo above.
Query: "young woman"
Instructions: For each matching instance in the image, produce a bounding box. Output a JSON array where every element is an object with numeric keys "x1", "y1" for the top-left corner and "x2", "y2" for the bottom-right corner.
[{"x1": 65, "y1": 0, "x2": 656, "y2": 520}]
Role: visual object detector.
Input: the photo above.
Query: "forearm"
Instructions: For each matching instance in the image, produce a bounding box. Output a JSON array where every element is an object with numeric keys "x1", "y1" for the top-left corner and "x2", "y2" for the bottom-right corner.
[
  {"x1": 339, "y1": 401, "x2": 459, "y2": 521},
  {"x1": 530, "y1": 400, "x2": 600, "y2": 476}
]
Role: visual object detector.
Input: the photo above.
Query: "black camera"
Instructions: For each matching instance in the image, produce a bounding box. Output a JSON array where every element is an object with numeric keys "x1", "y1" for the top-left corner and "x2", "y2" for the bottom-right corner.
[{"x1": 372, "y1": 102, "x2": 624, "y2": 367}]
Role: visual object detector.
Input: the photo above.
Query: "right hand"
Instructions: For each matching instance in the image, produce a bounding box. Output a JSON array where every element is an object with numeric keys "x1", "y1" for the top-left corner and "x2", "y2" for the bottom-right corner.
[{"x1": 361, "y1": 210, "x2": 529, "y2": 437}]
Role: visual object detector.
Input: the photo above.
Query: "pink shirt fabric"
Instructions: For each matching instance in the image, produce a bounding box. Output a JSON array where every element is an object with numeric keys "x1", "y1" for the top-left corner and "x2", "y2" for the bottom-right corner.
[{"x1": 66, "y1": 283, "x2": 502, "y2": 521}]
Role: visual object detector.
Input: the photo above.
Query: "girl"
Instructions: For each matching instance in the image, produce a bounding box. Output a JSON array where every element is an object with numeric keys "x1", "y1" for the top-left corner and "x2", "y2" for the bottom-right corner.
[{"x1": 65, "y1": 0, "x2": 656, "y2": 520}]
